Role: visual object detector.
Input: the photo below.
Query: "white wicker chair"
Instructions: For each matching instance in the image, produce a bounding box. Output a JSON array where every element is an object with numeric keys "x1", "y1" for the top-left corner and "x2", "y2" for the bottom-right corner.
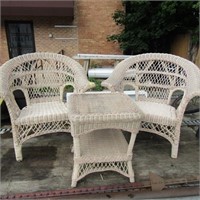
[
  {"x1": 102, "y1": 53, "x2": 200, "y2": 158},
  {"x1": 0, "y1": 52, "x2": 93, "y2": 161}
]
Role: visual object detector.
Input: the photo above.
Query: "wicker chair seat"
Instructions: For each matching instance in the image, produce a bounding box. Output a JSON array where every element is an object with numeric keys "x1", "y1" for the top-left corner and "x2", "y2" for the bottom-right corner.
[
  {"x1": 15, "y1": 102, "x2": 68, "y2": 125},
  {"x1": 136, "y1": 101, "x2": 177, "y2": 126}
]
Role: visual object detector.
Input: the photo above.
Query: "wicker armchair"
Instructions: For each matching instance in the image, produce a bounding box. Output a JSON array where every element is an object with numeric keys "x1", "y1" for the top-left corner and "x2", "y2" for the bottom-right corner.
[
  {"x1": 0, "y1": 52, "x2": 93, "y2": 161},
  {"x1": 102, "y1": 53, "x2": 200, "y2": 158}
]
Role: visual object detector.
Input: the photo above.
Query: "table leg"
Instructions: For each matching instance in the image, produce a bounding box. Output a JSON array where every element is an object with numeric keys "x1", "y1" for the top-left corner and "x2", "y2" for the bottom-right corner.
[
  {"x1": 71, "y1": 136, "x2": 81, "y2": 187},
  {"x1": 127, "y1": 131, "x2": 137, "y2": 157},
  {"x1": 73, "y1": 137, "x2": 81, "y2": 157},
  {"x1": 127, "y1": 160, "x2": 135, "y2": 182},
  {"x1": 127, "y1": 131, "x2": 138, "y2": 182}
]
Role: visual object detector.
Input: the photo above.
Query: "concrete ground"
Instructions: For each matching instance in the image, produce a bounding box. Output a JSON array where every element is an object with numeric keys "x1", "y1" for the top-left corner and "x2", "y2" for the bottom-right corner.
[{"x1": 0, "y1": 116, "x2": 199, "y2": 198}]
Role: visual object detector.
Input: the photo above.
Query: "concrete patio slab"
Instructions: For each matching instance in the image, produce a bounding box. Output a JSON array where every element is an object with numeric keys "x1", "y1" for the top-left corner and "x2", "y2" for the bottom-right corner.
[{"x1": 0, "y1": 123, "x2": 199, "y2": 197}]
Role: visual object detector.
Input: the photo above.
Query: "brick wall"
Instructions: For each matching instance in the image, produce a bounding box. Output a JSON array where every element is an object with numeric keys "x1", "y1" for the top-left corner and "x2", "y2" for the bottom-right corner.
[
  {"x1": 33, "y1": 17, "x2": 78, "y2": 57},
  {"x1": 0, "y1": 16, "x2": 78, "y2": 65},
  {"x1": 77, "y1": 0, "x2": 123, "y2": 55},
  {"x1": 0, "y1": 22, "x2": 9, "y2": 65},
  {"x1": 0, "y1": 0, "x2": 123, "y2": 65}
]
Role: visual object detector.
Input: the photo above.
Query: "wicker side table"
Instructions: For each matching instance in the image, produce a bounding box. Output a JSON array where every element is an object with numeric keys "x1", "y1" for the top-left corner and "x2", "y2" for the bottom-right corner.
[{"x1": 68, "y1": 93, "x2": 143, "y2": 187}]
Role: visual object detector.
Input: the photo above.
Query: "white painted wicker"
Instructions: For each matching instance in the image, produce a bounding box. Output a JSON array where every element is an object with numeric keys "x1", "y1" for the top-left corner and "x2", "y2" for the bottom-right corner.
[
  {"x1": 68, "y1": 93, "x2": 143, "y2": 187},
  {"x1": 102, "y1": 53, "x2": 200, "y2": 158},
  {"x1": 0, "y1": 52, "x2": 93, "y2": 161}
]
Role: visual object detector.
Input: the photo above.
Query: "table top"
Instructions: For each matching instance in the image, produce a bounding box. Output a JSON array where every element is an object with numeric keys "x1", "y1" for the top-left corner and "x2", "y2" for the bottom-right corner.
[{"x1": 68, "y1": 93, "x2": 143, "y2": 123}]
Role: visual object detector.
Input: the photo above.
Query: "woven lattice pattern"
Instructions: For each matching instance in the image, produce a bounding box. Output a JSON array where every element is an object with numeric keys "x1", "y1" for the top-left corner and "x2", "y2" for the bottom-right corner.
[
  {"x1": 0, "y1": 52, "x2": 92, "y2": 161},
  {"x1": 102, "y1": 53, "x2": 200, "y2": 158},
  {"x1": 16, "y1": 120, "x2": 70, "y2": 144},
  {"x1": 77, "y1": 161, "x2": 129, "y2": 182},
  {"x1": 140, "y1": 122, "x2": 175, "y2": 143}
]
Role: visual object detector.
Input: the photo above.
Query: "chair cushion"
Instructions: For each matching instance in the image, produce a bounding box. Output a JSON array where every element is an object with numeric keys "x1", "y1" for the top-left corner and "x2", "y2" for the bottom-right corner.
[
  {"x1": 135, "y1": 101, "x2": 177, "y2": 126},
  {"x1": 15, "y1": 102, "x2": 68, "y2": 125}
]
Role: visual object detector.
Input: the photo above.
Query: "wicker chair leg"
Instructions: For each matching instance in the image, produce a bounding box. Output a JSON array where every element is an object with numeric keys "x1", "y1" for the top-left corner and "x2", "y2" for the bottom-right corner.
[
  {"x1": 12, "y1": 127, "x2": 23, "y2": 161},
  {"x1": 14, "y1": 143, "x2": 23, "y2": 162},
  {"x1": 171, "y1": 127, "x2": 181, "y2": 158},
  {"x1": 127, "y1": 160, "x2": 135, "y2": 182},
  {"x1": 171, "y1": 143, "x2": 179, "y2": 159},
  {"x1": 71, "y1": 180, "x2": 77, "y2": 188}
]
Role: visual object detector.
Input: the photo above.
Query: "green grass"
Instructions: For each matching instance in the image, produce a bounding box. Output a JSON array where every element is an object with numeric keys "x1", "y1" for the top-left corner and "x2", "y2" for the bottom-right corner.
[{"x1": 89, "y1": 77, "x2": 104, "y2": 91}]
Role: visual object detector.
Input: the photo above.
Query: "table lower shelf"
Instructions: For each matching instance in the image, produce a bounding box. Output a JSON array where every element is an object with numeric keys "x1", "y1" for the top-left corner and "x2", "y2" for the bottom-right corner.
[
  {"x1": 72, "y1": 129, "x2": 135, "y2": 187},
  {"x1": 78, "y1": 129, "x2": 129, "y2": 163}
]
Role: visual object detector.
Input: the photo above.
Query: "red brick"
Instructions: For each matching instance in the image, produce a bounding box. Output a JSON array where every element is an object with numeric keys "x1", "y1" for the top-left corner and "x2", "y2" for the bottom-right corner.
[{"x1": 0, "y1": 0, "x2": 123, "y2": 65}]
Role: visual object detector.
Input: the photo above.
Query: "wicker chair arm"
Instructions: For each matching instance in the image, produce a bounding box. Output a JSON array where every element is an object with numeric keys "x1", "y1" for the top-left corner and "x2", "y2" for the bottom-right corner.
[
  {"x1": 101, "y1": 79, "x2": 117, "y2": 92},
  {"x1": 101, "y1": 56, "x2": 136, "y2": 92},
  {"x1": 73, "y1": 70, "x2": 96, "y2": 93},
  {"x1": 4, "y1": 94, "x2": 21, "y2": 121},
  {"x1": 176, "y1": 90, "x2": 200, "y2": 115},
  {"x1": 101, "y1": 71, "x2": 125, "y2": 92},
  {"x1": 175, "y1": 64, "x2": 200, "y2": 121},
  {"x1": 60, "y1": 81, "x2": 96, "y2": 101}
]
